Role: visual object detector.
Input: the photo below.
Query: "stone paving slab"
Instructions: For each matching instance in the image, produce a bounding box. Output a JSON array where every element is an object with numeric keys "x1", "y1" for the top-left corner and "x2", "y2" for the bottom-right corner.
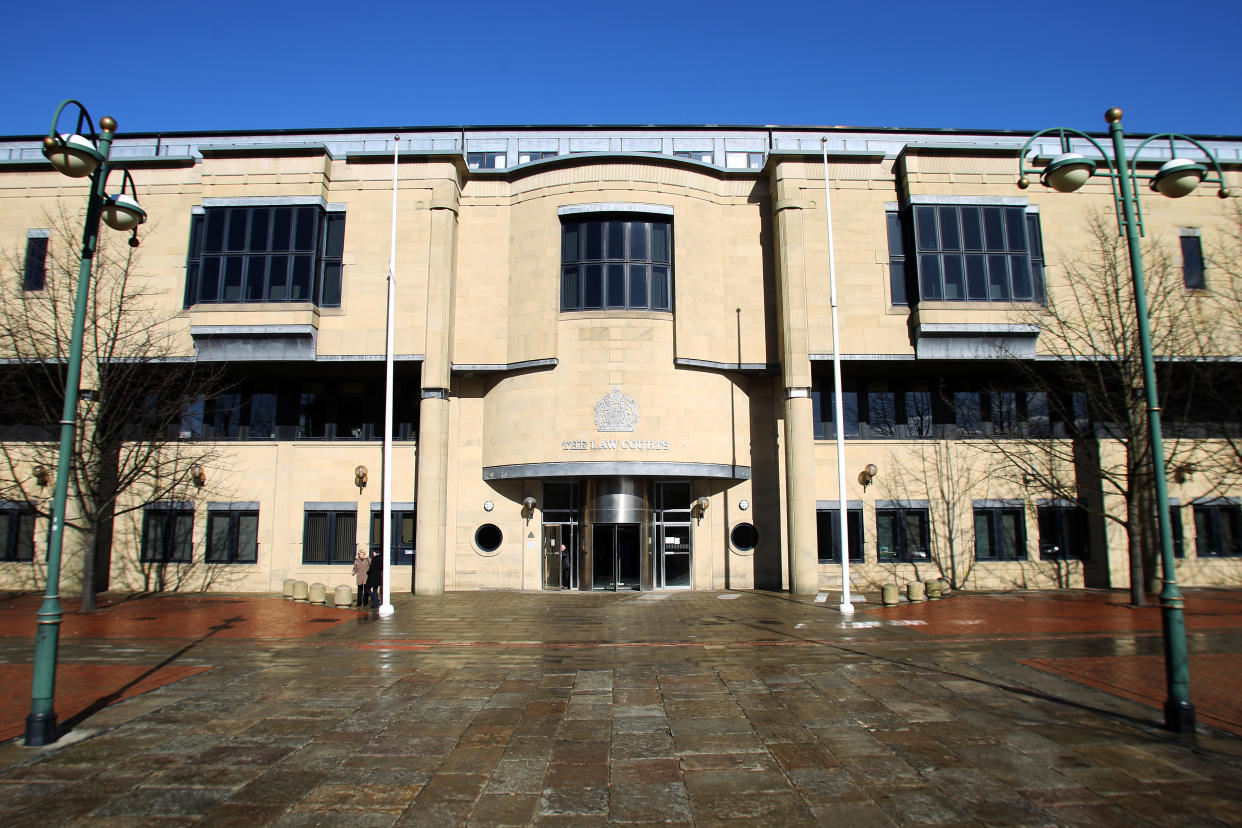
[{"x1": 0, "y1": 588, "x2": 1239, "y2": 825}]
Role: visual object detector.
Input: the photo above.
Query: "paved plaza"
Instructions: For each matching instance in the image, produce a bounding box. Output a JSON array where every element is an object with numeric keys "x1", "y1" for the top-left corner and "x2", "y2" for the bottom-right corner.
[{"x1": 0, "y1": 587, "x2": 1240, "y2": 826}]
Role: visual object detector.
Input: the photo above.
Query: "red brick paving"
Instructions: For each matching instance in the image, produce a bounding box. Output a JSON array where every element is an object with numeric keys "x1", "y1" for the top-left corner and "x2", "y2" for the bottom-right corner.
[
  {"x1": 0, "y1": 594, "x2": 352, "y2": 640},
  {"x1": 1022, "y1": 653, "x2": 1242, "y2": 737},
  {"x1": 0, "y1": 663, "x2": 211, "y2": 742}
]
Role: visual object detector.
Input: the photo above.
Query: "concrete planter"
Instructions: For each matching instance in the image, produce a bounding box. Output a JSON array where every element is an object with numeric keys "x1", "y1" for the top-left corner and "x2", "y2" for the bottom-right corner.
[
  {"x1": 308, "y1": 582, "x2": 327, "y2": 605},
  {"x1": 333, "y1": 584, "x2": 353, "y2": 608},
  {"x1": 291, "y1": 580, "x2": 309, "y2": 602},
  {"x1": 881, "y1": 583, "x2": 901, "y2": 606},
  {"x1": 925, "y1": 579, "x2": 943, "y2": 600},
  {"x1": 906, "y1": 581, "x2": 926, "y2": 603},
  {"x1": 282, "y1": 578, "x2": 296, "y2": 599}
]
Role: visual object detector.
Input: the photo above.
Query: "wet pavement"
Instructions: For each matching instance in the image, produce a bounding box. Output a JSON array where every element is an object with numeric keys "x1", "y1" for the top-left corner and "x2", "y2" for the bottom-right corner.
[{"x1": 0, "y1": 587, "x2": 1240, "y2": 826}]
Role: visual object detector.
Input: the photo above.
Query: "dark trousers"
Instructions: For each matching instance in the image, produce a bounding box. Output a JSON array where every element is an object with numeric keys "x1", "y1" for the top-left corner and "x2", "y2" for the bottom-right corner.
[
  {"x1": 357, "y1": 586, "x2": 367, "y2": 606},
  {"x1": 366, "y1": 585, "x2": 380, "y2": 607}
]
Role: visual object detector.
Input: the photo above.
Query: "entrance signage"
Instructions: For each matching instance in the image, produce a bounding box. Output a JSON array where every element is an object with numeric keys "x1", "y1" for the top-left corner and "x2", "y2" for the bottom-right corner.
[{"x1": 563, "y1": 387, "x2": 667, "y2": 451}]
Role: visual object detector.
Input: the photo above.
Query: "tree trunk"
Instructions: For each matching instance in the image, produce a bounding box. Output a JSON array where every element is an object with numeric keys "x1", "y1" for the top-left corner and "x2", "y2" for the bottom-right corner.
[
  {"x1": 1125, "y1": 493, "x2": 1145, "y2": 606},
  {"x1": 79, "y1": 529, "x2": 97, "y2": 613}
]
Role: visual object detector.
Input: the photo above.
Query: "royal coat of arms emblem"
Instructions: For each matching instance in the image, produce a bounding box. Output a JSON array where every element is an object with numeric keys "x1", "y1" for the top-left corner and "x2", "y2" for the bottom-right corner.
[{"x1": 593, "y1": 387, "x2": 638, "y2": 432}]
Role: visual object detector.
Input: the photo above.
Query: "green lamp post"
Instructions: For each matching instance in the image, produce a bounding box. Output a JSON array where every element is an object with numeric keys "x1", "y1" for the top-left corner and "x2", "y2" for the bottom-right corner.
[
  {"x1": 25, "y1": 100, "x2": 146, "y2": 747},
  {"x1": 1017, "y1": 108, "x2": 1231, "y2": 734}
]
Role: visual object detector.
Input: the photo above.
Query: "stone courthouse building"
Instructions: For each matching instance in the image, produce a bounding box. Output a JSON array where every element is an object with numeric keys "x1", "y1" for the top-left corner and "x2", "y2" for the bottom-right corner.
[{"x1": 2, "y1": 121, "x2": 1241, "y2": 598}]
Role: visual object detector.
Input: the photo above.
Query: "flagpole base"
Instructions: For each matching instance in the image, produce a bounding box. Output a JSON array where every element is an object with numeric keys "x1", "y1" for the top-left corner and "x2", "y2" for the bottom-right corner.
[
  {"x1": 837, "y1": 602, "x2": 856, "y2": 615},
  {"x1": 378, "y1": 604, "x2": 395, "y2": 617}
]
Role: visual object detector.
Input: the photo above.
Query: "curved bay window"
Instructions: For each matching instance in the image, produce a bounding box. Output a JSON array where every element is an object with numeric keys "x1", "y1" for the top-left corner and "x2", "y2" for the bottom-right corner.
[{"x1": 561, "y1": 215, "x2": 672, "y2": 312}]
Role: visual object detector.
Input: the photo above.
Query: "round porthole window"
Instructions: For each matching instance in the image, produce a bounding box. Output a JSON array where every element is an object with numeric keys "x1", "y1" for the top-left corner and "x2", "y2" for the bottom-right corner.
[
  {"x1": 730, "y1": 522, "x2": 759, "y2": 552},
  {"x1": 474, "y1": 523, "x2": 503, "y2": 555}
]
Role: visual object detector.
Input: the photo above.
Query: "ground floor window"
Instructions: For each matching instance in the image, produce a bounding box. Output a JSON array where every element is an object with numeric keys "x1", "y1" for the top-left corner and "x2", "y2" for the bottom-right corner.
[
  {"x1": 975, "y1": 504, "x2": 1026, "y2": 561},
  {"x1": 1194, "y1": 502, "x2": 1242, "y2": 557},
  {"x1": 141, "y1": 505, "x2": 194, "y2": 563},
  {"x1": 371, "y1": 507, "x2": 415, "y2": 565},
  {"x1": 207, "y1": 507, "x2": 259, "y2": 564},
  {"x1": 876, "y1": 504, "x2": 929, "y2": 562},
  {"x1": 0, "y1": 504, "x2": 36, "y2": 561},
  {"x1": 1038, "y1": 503, "x2": 1089, "y2": 560},
  {"x1": 816, "y1": 507, "x2": 862, "y2": 563},
  {"x1": 303, "y1": 507, "x2": 357, "y2": 564}
]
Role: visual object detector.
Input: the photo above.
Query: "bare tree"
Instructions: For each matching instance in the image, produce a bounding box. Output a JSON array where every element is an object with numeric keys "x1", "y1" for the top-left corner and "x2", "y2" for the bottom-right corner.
[
  {"x1": 0, "y1": 206, "x2": 224, "y2": 610},
  {"x1": 988, "y1": 213, "x2": 1229, "y2": 605}
]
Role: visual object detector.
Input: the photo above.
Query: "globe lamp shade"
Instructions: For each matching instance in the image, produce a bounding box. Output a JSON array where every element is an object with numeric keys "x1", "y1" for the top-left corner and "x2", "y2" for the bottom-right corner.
[
  {"x1": 101, "y1": 193, "x2": 147, "y2": 232},
  {"x1": 1152, "y1": 158, "x2": 1206, "y2": 199},
  {"x1": 1041, "y1": 152, "x2": 1095, "y2": 193},
  {"x1": 43, "y1": 133, "x2": 104, "y2": 178}
]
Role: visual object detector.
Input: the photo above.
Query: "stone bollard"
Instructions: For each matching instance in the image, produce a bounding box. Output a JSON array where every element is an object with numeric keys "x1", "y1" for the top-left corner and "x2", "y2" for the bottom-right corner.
[
  {"x1": 881, "y1": 583, "x2": 901, "y2": 606},
  {"x1": 925, "y1": 579, "x2": 943, "y2": 600},
  {"x1": 282, "y1": 578, "x2": 296, "y2": 599},
  {"x1": 291, "y1": 580, "x2": 309, "y2": 602},
  {"x1": 937, "y1": 578, "x2": 952, "y2": 597},
  {"x1": 333, "y1": 584, "x2": 353, "y2": 608},
  {"x1": 906, "y1": 581, "x2": 926, "y2": 603},
  {"x1": 308, "y1": 582, "x2": 327, "y2": 605}
]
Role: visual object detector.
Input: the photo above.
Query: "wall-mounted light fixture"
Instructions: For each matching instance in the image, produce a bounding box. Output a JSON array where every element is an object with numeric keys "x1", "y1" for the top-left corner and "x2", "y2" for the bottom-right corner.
[
  {"x1": 32, "y1": 465, "x2": 49, "y2": 488},
  {"x1": 692, "y1": 496, "x2": 710, "y2": 524},
  {"x1": 354, "y1": 465, "x2": 368, "y2": 493},
  {"x1": 857, "y1": 464, "x2": 878, "y2": 491},
  {"x1": 483, "y1": 500, "x2": 494, "y2": 512},
  {"x1": 189, "y1": 465, "x2": 206, "y2": 487},
  {"x1": 522, "y1": 496, "x2": 537, "y2": 521},
  {"x1": 1173, "y1": 464, "x2": 1195, "y2": 484}
]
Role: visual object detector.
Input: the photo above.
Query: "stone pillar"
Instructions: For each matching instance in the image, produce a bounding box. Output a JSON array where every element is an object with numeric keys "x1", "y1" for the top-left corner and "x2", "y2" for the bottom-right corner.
[
  {"x1": 772, "y1": 166, "x2": 819, "y2": 595},
  {"x1": 414, "y1": 180, "x2": 459, "y2": 596}
]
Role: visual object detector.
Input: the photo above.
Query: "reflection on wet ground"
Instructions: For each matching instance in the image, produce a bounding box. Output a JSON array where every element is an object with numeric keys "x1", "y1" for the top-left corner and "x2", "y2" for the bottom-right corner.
[{"x1": 0, "y1": 587, "x2": 1239, "y2": 825}]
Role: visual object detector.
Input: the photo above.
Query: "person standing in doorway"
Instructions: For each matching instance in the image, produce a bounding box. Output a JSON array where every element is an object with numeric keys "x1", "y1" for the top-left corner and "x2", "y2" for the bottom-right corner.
[{"x1": 352, "y1": 548, "x2": 370, "y2": 607}]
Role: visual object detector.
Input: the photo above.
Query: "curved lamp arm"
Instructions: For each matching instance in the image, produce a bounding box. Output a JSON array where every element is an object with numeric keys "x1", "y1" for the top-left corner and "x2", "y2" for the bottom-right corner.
[
  {"x1": 1017, "y1": 126, "x2": 1136, "y2": 235},
  {"x1": 1130, "y1": 132, "x2": 1231, "y2": 199}
]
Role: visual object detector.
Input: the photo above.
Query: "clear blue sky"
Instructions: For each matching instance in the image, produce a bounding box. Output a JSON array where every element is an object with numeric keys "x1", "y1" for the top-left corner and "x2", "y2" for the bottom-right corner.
[{"x1": 5, "y1": 0, "x2": 1240, "y2": 137}]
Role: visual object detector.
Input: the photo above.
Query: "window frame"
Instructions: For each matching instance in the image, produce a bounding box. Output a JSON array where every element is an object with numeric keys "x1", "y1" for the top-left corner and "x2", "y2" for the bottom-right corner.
[
  {"x1": 875, "y1": 504, "x2": 930, "y2": 563},
  {"x1": 23, "y1": 231, "x2": 49, "y2": 292},
  {"x1": 560, "y1": 214, "x2": 673, "y2": 313},
  {"x1": 900, "y1": 203, "x2": 1045, "y2": 305},
  {"x1": 974, "y1": 503, "x2": 1027, "y2": 561},
  {"x1": 817, "y1": 506, "x2": 863, "y2": 563},
  {"x1": 1193, "y1": 501, "x2": 1242, "y2": 557},
  {"x1": 140, "y1": 505, "x2": 195, "y2": 564},
  {"x1": 1037, "y1": 502, "x2": 1089, "y2": 560},
  {"x1": 302, "y1": 506, "x2": 358, "y2": 565},
  {"x1": 206, "y1": 506, "x2": 259, "y2": 564},
  {"x1": 1180, "y1": 231, "x2": 1205, "y2": 290},
  {"x1": 184, "y1": 205, "x2": 345, "y2": 309},
  {"x1": 0, "y1": 503, "x2": 36, "y2": 562}
]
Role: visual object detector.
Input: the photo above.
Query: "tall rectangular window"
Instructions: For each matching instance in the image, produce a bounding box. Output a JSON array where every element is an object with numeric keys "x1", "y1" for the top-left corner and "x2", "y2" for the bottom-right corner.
[
  {"x1": 974, "y1": 505, "x2": 1026, "y2": 561},
  {"x1": 561, "y1": 216, "x2": 672, "y2": 312},
  {"x1": 816, "y1": 507, "x2": 863, "y2": 563},
  {"x1": 886, "y1": 210, "x2": 909, "y2": 306},
  {"x1": 184, "y1": 206, "x2": 345, "y2": 308},
  {"x1": 23, "y1": 232, "x2": 49, "y2": 291},
  {"x1": 875, "y1": 505, "x2": 930, "y2": 562},
  {"x1": 141, "y1": 505, "x2": 194, "y2": 563},
  {"x1": 303, "y1": 507, "x2": 358, "y2": 564},
  {"x1": 1038, "y1": 503, "x2": 1089, "y2": 560},
  {"x1": 904, "y1": 204, "x2": 1044, "y2": 304},
  {"x1": 0, "y1": 504, "x2": 36, "y2": 561},
  {"x1": 1194, "y1": 502, "x2": 1242, "y2": 557},
  {"x1": 371, "y1": 508, "x2": 416, "y2": 565},
  {"x1": 206, "y1": 507, "x2": 259, "y2": 564},
  {"x1": 1180, "y1": 232, "x2": 1205, "y2": 289}
]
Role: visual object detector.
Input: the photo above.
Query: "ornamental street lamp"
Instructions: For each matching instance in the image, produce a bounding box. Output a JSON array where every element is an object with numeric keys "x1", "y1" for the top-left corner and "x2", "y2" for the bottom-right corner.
[
  {"x1": 1017, "y1": 108, "x2": 1231, "y2": 734},
  {"x1": 26, "y1": 100, "x2": 146, "y2": 747}
]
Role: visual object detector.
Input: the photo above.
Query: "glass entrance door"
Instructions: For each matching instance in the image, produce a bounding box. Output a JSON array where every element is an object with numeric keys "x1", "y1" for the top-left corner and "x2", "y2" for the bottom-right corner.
[{"x1": 591, "y1": 524, "x2": 641, "y2": 591}]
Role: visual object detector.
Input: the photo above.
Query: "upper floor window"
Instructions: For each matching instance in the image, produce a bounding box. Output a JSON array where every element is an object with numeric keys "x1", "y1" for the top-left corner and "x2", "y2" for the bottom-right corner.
[
  {"x1": 1180, "y1": 230, "x2": 1205, "y2": 290},
  {"x1": 184, "y1": 205, "x2": 345, "y2": 308},
  {"x1": 561, "y1": 216, "x2": 672, "y2": 312},
  {"x1": 674, "y1": 150, "x2": 713, "y2": 163},
  {"x1": 467, "y1": 151, "x2": 505, "y2": 169},
  {"x1": 518, "y1": 150, "x2": 557, "y2": 164},
  {"x1": 892, "y1": 204, "x2": 1044, "y2": 305},
  {"x1": 725, "y1": 152, "x2": 764, "y2": 169},
  {"x1": 23, "y1": 231, "x2": 48, "y2": 292}
]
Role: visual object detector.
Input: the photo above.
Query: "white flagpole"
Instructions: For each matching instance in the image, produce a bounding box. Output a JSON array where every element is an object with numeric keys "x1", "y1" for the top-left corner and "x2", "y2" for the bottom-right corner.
[
  {"x1": 822, "y1": 138, "x2": 854, "y2": 615},
  {"x1": 378, "y1": 135, "x2": 399, "y2": 618}
]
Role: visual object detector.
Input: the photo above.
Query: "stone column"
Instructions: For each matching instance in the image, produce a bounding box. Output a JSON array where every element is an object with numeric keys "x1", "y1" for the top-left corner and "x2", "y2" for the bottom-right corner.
[
  {"x1": 772, "y1": 167, "x2": 819, "y2": 595},
  {"x1": 414, "y1": 181, "x2": 459, "y2": 596}
]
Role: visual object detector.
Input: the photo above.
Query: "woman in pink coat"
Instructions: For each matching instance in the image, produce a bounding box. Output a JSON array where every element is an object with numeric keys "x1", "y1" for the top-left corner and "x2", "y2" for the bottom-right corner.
[{"x1": 351, "y1": 548, "x2": 370, "y2": 607}]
